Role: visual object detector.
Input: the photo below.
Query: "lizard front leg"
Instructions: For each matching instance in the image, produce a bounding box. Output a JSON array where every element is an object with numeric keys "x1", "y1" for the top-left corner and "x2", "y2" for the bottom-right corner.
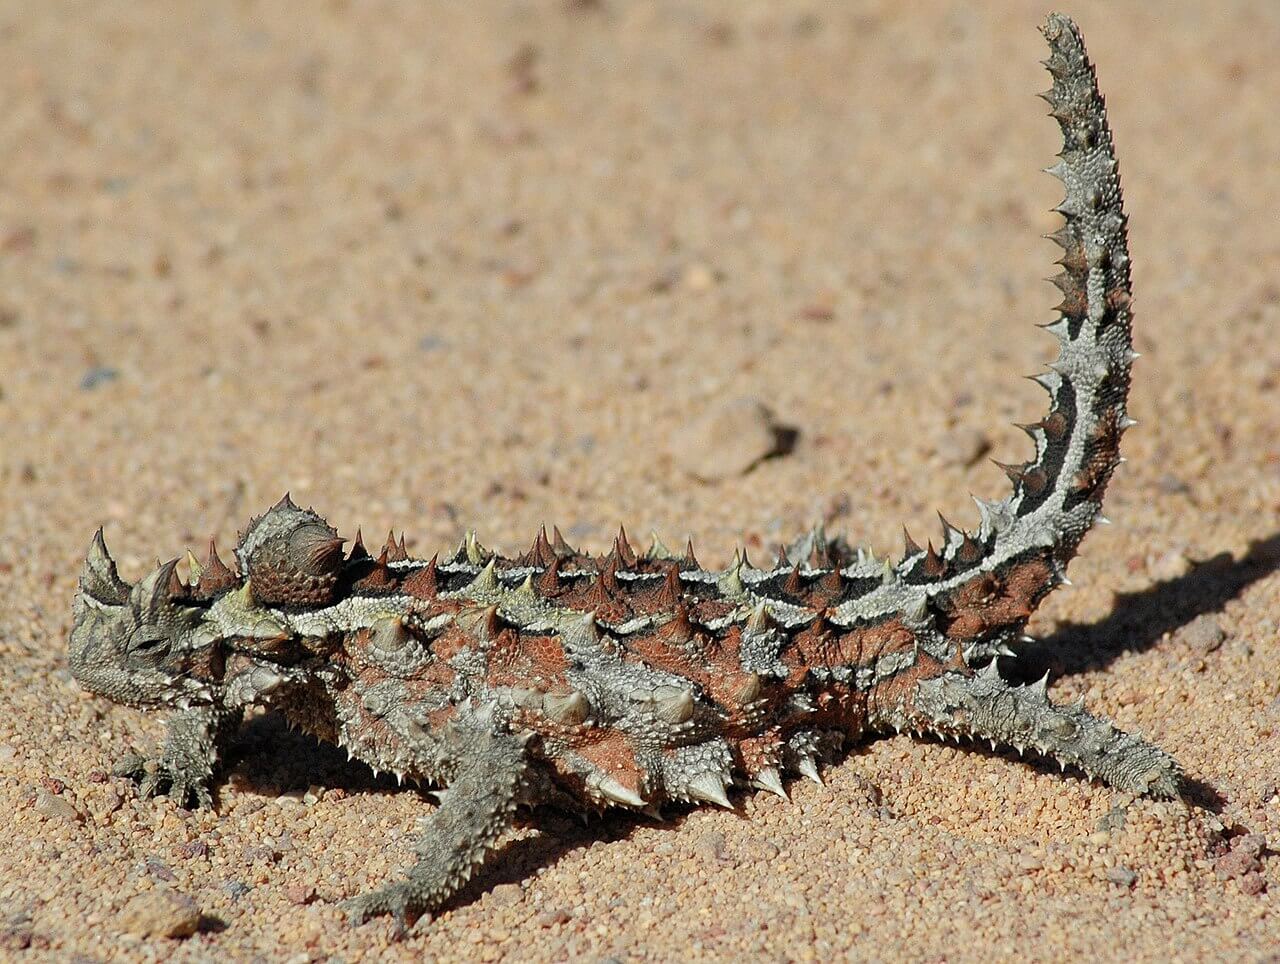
[
  {"x1": 342, "y1": 714, "x2": 532, "y2": 932},
  {"x1": 114, "y1": 705, "x2": 243, "y2": 809},
  {"x1": 909, "y1": 661, "x2": 1182, "y2": 798}
]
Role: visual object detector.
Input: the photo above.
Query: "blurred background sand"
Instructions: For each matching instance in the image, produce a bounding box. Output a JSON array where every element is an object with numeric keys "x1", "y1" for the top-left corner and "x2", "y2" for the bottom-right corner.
[{"x1": 1, "y1": 1, "x2": 1277, "y2": 959}]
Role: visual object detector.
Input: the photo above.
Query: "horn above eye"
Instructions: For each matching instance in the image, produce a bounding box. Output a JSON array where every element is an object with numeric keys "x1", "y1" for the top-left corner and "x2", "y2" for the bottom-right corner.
[{"x1": 80, "y1": 528, "x2": 130, "y2": 605}]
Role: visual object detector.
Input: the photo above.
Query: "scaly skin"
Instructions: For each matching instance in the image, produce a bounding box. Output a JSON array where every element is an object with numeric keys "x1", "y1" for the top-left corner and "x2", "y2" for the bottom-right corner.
[{"x1": 68, "y1": 15, "x2": 1181, "y2": 932}]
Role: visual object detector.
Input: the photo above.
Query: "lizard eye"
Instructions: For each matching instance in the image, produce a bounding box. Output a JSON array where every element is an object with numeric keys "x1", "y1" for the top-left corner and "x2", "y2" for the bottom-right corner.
[{"x1": 128, "y1": 627, "x2": 171, "y2": 663}]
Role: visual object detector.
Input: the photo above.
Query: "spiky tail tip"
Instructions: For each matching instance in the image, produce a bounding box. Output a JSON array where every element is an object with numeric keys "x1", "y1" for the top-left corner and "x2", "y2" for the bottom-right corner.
[
  {"x1": 915, "y1": 665, "x2": 1183, "y2": 798},
  {"x1": 993, "y1": 14, "x2": 1137, "y2": 571}
]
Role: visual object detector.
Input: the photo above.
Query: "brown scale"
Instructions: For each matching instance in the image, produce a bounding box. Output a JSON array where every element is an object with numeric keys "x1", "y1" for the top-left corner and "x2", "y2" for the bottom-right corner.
[
  {"x1": 867, "y1": 648, "x2": 963, "y2": 717},
  {"x1": 794, "y1": 569, "x2": 845, "y2": 610},
  {"x1": 401, "y1": 556, "x2": 440, "y2": 599},
  {"x1": 550, "y1": 554, "x2": 633, "y2": 624},
  {"x1": 935, "y1": 556, "x2": 1051, "y2": 642},
  {"x1": 191, "y1": 538, "x2": 238, "y2": 599},
  {"x1": 624, "y1": 622, "x2": 713, "y2": 687},
  {"x1": 736, "y1": 729, "x2": 784, "y2": 775},
  {"x1": 570, "y1": 730, "x2": 645, "y2": 794},
  {"x1": 622, "y1": 564, "x2": 684, "y2": 616},
  {"x1": 483, "y1": 633, "x2": 571, "y2": 692},
  {"x1": 1072, "y1": 407, "x2": 1123, "y2": 497},
  {"x1": 699, "y1": 626, "x2": 769, "y2": 715},
  {"x1": 349, "y1": 548, "x2": 401, "y2": 595}
]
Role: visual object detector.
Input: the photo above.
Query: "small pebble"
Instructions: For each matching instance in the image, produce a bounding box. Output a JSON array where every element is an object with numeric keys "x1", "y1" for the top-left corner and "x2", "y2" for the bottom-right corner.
[
  {"x1": 692, "y1": 831, "x2": 731, "y2": 863},
  {"x1": 79, "y1": 366, "x2": 119, "y2": 391},
  {"x1": 1233, "y1": 834, "x2": 1267, "y2": 858},
  {"x1": 1106, "y1": 866, "x2": 1137, "y2": 888},
  {"x1": 34, "y1": 789, "x2": 82, "y2": 824},
  {"x1": 1176, "y1": 615, "x2": 1226, "y2": 655},
  {"x1": 935, "y1": 426, "x2": 991, "y2": 468},
  {"x1": 147, "y1": 859, "x2": 177, "y2": 882},
  {"x1": 1214, "y1": 850, "x2": 1262, "y2": 880},
  {"x1": 284, "y1": 884, "x2": 316, "y2": 906},
  {"x1": 489, "y1": 883, "x2": 523, "y2": 907},
  {"x1": 667, "y1": 397, "x2": 793, "y2": 481},
  {"x1": 1238, "y1": 872, "x2": 1267, "y2": 896},
  {"x1": 119, "y1": 890, "x2": 200, "y2": 939},
  {"x1": 177, "y1": 840, "x2": 209, "y2": 860}
]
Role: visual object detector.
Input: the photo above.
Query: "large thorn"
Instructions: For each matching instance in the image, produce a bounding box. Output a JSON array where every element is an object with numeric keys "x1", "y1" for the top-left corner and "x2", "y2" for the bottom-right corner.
[
  {"x1": 543, "y1": 689, "x2": 590, "y2": 725},
  {"x1": 591, "y1": 774, "x2": 645, "y2": 808},
  {"x1": 686, "y1": 773, "x2": 734, "y2": 810},
  {"x1": 653, "y1": 686, "x2": 695, "y2": 724},
  {"x1": 796, "y1": 756, "x2": 824, "y2": 786},
  {"x1": 81, "y1": 528, "x2": 130, "y2": 604},
  {"x1": 751, "y1": 767, "x2": 788, "y2": 800}
]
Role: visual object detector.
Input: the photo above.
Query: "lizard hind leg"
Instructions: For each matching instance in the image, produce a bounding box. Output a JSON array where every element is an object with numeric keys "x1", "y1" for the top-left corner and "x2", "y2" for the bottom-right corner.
[
  {"x1": 341, "y1": 714, "x2": 533, "y2": 931},
  {"x1": 911, "y1": 661, "x2": 1182, "y2": 798}
]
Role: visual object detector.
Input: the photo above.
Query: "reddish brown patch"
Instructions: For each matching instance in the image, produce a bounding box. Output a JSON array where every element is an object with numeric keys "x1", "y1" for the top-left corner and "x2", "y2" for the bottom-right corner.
[
  {"x1": 690, "y1": 598, "x2": 736, "y2": 625},
  {"x1": 1074, "y1": 408, "x2": 1122, "y2": 497},
  {"x1": 627, "y1": 631, "x2": 708, "y2": 686},
  {"x1": 868, "y1": 650, "x2": 955, "y2": 712},
  {"x1": 937, "y1": 557, "x2": 1051, "y2": 642},
  {"x1": 792, "y1": 615, "x2": 913, "y2": 673},
  {"x1": 401, "y1": 557, "x2": 439, "y2": 598},
  {"x1": 737, "y1": 731, "x2": 783, "y2": 774},
  {"x1": 1041, "y1": 409, "x2": 1070, "y2": 441},
  {"x1": 575, "y1": 731, "x2": 641, "y2": 785},
  {"x1": 351, "y1": 551, "x2": 399, "y2": 594}
]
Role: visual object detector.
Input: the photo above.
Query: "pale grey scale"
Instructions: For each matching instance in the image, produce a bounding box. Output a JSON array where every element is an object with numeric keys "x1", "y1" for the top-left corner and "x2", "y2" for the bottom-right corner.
[
  {"x1": 737, "y1": 627, "x2": 789, "y2": 679},
  {"x1": 677, "y1": 569, "x2": 720, "y2": 586},
  {"x1": 872, "y1": 649, "x2": 917, "y2": 683},
  {"x1": 276, "y1": 595, "x2": 416, "y2": 637},
  {"x1": 660, "y1": 738, "x2": 735, "y2": 801},
  {"x1": 561, "y1": 652, "x2": 705, "y2": 743},
  {"x1": 362, "y1": 630, "x2": 434, "y2": 678},
  {"x1": 806, "y1": 665, "x2": 855, "y2": 685},
  {"x1": 829, "y1": 581, "x2": 929, "y2": 628},
  {"x1": 615, "y1": 571, "x2": 663, "y2": 584},
  {"x1": 838, "y1": 558, "x2": 892, "y2": 581},
  {"x1": 610, "y1": 615, "x2": 660, "y2": 635},
  {"x1": 437, "y1": 561, "x2": 481, "y2": 577},
  {"x1": 447, "y1": 649, "x2": 490, "y2": 699}
]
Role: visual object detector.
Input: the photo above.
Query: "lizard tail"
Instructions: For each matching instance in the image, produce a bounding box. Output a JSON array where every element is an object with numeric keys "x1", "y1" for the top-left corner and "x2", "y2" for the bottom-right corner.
[{"x1": 898, "y1": 14, "x2": 1135, "y2": 607}]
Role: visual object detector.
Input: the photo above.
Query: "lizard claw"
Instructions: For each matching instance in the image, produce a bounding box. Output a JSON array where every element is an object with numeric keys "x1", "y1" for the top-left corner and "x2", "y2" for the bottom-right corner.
[
  {"x1": 340, "y1": 884, "x2": 418, "y2": 937},
  {"x1": 113, "y1": 751, "x2": 215, "y2": 809}
]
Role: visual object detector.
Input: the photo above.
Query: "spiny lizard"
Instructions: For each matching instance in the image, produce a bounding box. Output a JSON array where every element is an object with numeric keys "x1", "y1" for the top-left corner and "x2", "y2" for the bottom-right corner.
[{"x1": 69, "y1": 14, "x2": 1181, "y2": 931}]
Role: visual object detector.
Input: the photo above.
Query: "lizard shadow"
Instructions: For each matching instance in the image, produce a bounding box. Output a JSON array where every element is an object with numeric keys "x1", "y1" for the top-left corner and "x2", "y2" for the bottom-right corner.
[
  {"x1": 988, "y1": 532, "x2": 1280, "y2": 814},
  {"x1": 1011, "y1": 532, "x2": 1280, "y2": 681}
]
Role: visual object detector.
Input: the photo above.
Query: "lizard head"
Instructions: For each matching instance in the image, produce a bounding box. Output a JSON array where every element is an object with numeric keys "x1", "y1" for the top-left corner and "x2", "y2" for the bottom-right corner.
[
  {"x1": 69, "y1": 530, "x2": 226, "y2": 709},
  {"x1": 69, "y1": 496, "x2": 346, "y2": 711}
]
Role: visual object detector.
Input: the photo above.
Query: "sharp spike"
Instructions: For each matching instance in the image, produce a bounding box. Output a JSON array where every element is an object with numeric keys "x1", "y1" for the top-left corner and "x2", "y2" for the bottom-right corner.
[
  {"x1": 687, "y1": 773, "x2": 733, "y2": 810},
  {"x1": 681, "y1": 538, "x2": 699, "y2": 570},
  {"x1": 751, "y1": 767, "x2": 788, "y2": 800},
  {"x1": 646, "y1": 530, "x2": 674, "y2": 560},
  {"x1": 796, "y1": 756, "x2": 823, "y2": 786},
  {"x1": 592, "y1": 774, "x2": 645, "y2": 807},
  {"x1": 614, "y1": 526, "x2": 637, "y2": 568},
  {"x1": 653, "y1": 686, "x2": 696, "y2": 724},
  {"x1": 348, "y1": 528, "x2": 369, "y2": 562}
]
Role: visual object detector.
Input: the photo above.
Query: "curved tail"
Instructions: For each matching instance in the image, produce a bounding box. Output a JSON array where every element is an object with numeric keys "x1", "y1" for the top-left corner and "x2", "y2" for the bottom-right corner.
[{"x1": 896, "y1": 15, "x2": 1135, "y2": 621}]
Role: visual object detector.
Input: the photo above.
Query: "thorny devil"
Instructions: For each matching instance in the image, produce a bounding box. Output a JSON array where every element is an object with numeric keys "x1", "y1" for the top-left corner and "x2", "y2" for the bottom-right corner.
[{"x1": 69, "y1": 15, "x2": 1182, "y2": 931}]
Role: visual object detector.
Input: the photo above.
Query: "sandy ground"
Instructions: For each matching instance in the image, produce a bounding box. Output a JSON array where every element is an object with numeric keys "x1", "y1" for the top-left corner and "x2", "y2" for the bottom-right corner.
[{"x1": 1, "y1": 1, "x2": 1278, "y2": 960}]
